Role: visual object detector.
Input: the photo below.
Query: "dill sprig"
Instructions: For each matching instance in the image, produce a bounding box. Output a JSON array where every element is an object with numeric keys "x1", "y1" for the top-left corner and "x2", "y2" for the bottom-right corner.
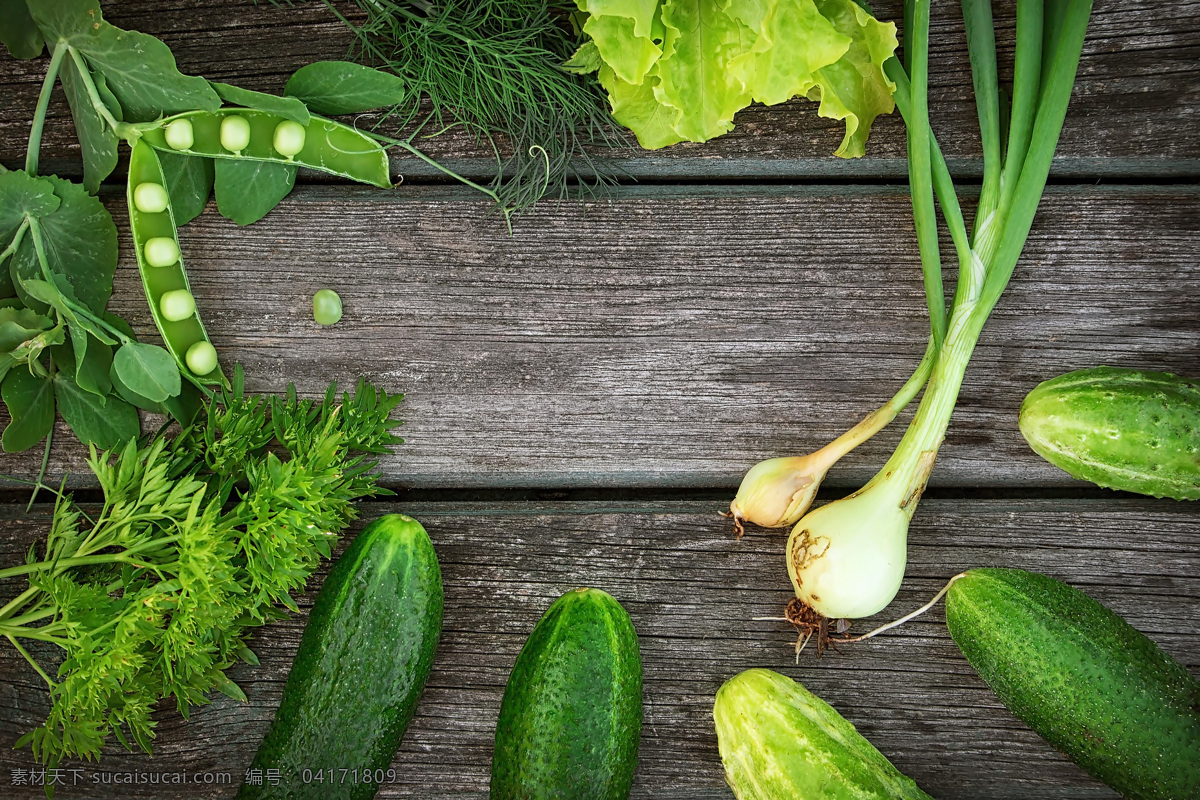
[
  {"x1": 0, "y1": 367, "x2": 403, "y2": 768},
  {"x1": 318, "y1": 0, "x2": 625, "y2": 213}
]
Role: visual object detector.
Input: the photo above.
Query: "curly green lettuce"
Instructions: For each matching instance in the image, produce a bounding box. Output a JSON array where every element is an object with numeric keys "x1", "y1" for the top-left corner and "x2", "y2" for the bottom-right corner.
[{"x1": 574, "y1": 0, "x2": 897, "y2": 155}]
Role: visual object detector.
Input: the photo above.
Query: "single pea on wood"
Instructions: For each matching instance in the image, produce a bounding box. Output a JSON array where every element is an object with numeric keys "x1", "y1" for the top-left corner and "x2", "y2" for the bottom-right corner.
[
  {"x1": 126, "y1": 140, "x2": 224, "y2": 382},
  {"x1": 143, "y1": 108, "x2": 391, "y2": 188},
  {"x1": 312, "y1": 289, "x2": 342, "y2": 326}
]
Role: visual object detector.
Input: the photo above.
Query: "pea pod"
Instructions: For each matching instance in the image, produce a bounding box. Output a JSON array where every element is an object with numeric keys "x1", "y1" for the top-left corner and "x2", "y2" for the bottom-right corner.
[
  {"x1": 126, "y1": 139, "x2": 225, "y2": 386},
  {"x1": 140, "y1": 108, "x2": 392, "y2": 188}
]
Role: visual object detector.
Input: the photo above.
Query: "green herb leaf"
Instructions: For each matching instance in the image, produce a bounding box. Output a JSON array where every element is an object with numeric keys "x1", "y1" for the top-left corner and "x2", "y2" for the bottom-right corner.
[
  {"x1": 158, "y1": 151, "x2": 214, "y2": 227},
  {"x1": 11, "y1": 176, "x2": 118, "y2": 315},
  {"x1": 0, "y1": 0, "x2": 44, "y2": 59},
  {"x1": 29, "y1": 0, "x2": 221, "y2": 122},
  {"x1": 60, "y1": 52, "x2": 119, "y2": 194},
  {"x1": 113, "y1": 341, "x2": 180, "y2": 403},
  {"x1": 284, "y1": 61, "x2": 407, "y2": 115},
  {"x1": 213, "y1": 159, "x2": 296, "y2": 226},
  {"x1": 212, "y1": 672, "x2": 247, "y2": 703},
  {"x1": 1, "y1": 368, "x2": 55, "y2": 453},
  {"x1": 211, "y1": 81, "x2": 310, "y2": 124},
  {"x1": 54, "y1": 370, "x2": 138, "y2": 448}
]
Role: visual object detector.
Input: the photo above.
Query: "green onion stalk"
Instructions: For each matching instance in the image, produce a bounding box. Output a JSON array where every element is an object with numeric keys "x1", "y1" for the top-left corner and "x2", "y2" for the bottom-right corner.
[{"x1": 738, "y1": 0, "x2": 1093, "y2": 629}]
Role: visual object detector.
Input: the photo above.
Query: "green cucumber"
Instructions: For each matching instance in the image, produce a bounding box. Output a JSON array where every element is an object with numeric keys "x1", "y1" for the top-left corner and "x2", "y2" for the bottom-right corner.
[
  {"x1": 1019, "y1": 366, "x2": 1200, "y2": 499},
  {"x1": 714, "y1": 669, "x2": 932, "y2": 800},
  {"x1": 946, "y1": 568, "x2": 1200, "y2": 800},
  {"x1": 490, "y1": 587, "x2": 642, "y2": 800},
  {"x1": 238, "y1": 514, "x2": 443, "y2": 800}
]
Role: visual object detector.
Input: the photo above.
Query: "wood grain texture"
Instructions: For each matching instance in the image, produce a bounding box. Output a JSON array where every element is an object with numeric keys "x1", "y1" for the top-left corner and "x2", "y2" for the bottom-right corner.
[
  {"x1": 0, "y1": 0, "x2": 1198, "y2": 181},
  {"x1": 1, "y1": 183, "x2": 1197, "y2": 490},
  {"x1": 1, "y1": 499, "x2": 1197, "y2": 799}
]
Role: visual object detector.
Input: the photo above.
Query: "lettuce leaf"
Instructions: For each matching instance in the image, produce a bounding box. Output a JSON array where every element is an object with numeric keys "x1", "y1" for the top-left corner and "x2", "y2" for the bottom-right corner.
[{"x1": 577, "y1": 0, "x2": 897, "y2": 155}]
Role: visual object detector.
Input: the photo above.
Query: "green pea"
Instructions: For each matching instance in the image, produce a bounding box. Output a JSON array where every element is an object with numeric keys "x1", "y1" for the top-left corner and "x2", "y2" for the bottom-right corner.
[
  {"x1": 273, "y1": 120, "x2": 307, "y2": 159},
  {"x1": 220, "y1": 115, "x2": 251, "y2": 153},
  {"x1": 144, "y1": 237, "x2": 180, "y2": 268},
  {"x1": 128, "y1": 140, "x2": 224, "y2": 386},
  {"x1": 163, "y1": 118, "x2": 194, "y2": 150},
  {"x1": 133, "y1": 182, "x2": 170, "y2": 214},
  {"x1": 143, "y1": 111, "x2": 391, "y2": 189},
  {"x1": 185, "y1": 341, "x2": 218, "y2": 376},
  {"x1": 160, "y1": 289, "x2": 196, "y2": 322},
  {"x1": 312, "y1": 289, "x2": 343, "y2": 326}
]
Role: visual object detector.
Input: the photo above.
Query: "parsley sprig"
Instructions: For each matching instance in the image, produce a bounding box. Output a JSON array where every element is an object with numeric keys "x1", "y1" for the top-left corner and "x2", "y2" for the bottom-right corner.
[{"x1": 0, "y1": 367, "x2": 402, "y2": 767}]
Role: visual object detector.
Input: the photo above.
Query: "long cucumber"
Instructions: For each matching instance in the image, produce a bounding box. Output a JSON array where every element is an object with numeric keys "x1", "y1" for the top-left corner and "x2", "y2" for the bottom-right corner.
[
  {"x1": 946, "y1": 568, "x2": 1200, "y2": 800},
  {"x1": 239, "y1": 514, "x2": 443, "y2": 800}
]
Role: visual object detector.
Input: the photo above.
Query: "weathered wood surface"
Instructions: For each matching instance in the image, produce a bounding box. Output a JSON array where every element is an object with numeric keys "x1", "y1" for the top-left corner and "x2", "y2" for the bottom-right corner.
[
  {"x1": 1, "y1": 0, "x2": 1198, "y2": 180},
  {"x1": 1, "y1": 499, "x2": 1197, "y2": 799},
  {"x1": 0, "y1": 183, "x2": 1196, "y2": 490}
]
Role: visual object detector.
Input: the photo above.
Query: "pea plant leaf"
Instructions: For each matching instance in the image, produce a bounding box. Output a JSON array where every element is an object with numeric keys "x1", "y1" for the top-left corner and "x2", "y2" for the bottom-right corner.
[
  {"x1": 158, "y1": 152, "x2": 214, "y2": 227},
  {"x1": 214, "y1": 159, "x2": 296, "y2": 226},
  {"x1": 0, "y1": 0, "x2": 43, "y2": 60},
  {"x1": 11, "y1": 177, "x2": 118, "y2": 315},
  {"x1": 60, "y1": 52, "x2": 120, "y2": 194},
  {"x1": 54, "y1": 370, "x2": 139, "y2": 449},
  {"x1": 211, "y1": 81, "x2": 310, "y2": 125},
  {"x1": 93, "y1": 70, "x2": 123, "y2": 122},
  {"x1": 29, "y1": 0, "x2": 221, "y2": 122},
  {"x1": 0, "y1": 171, "x2": 60, "y2": 248},
  {"x1": 113, "y1": 341, "x2": 181, "y2": 403},
  {"x1": 284, "y1": 61, "x2": 408, "y2": 115},
  {"x1": 0, "y1": 307, "x2": 55, "y2": 353},
  {"x1": 109, "y1": 362, "x2": 200, "y2": 424},
  {"x1": 1, "y1": 368, "x2": 55, "y2": 453},
  {"x1": 54, "y1": 329, "x2": 113, "y2": 398}
]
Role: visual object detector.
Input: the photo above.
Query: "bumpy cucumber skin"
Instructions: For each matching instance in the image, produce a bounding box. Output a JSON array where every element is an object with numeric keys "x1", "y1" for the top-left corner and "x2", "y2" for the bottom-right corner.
[
  {"x1": 714, "y1": 669, "x2": 933, "y2": 800},
  {"x1": 490, "y1": 588, "x2": 642, "y2": 800},
  {"x1": 947, "y1": 568, "x2": 1200, "y2": 800},
  {"x1": 239, "y1": 515, "x2": 443, "y2": 800},
  {"x1": 1019, "y1": 367, "x2": 1200, "y2": 500}
]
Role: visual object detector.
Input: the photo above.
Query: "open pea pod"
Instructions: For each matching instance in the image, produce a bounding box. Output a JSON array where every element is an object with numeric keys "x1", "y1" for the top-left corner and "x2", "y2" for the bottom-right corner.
[
  {"x1": 126, "y1": 139, "x2": 226, "y2": 387},
  {"x1": 139, "y1": 108, "x2": 392, "y2": 188}
]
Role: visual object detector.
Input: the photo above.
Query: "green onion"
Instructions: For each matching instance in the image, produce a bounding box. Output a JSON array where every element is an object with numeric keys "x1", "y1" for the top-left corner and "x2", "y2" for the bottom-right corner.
[{"x1": 742, "y1": 0, "x2": 1094, "y2": 628}]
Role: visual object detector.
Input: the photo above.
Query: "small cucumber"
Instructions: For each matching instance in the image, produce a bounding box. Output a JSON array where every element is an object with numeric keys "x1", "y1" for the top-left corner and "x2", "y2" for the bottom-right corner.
[
  {"x1": 714, "y1": 669, "x2": 932, "y2": 800},
  {"x1": 490, "y1": 587, "x2": 642, "y2": 800},
  {"x1": 946, "y1": 568, "x2": 1200, "y2": 800},
  {"x1": 1019, "y1": 366, "x2": 1200, "y2": 499},
  {"x1": 239, "y1": 515, "x2": 443, "y2": 800}
]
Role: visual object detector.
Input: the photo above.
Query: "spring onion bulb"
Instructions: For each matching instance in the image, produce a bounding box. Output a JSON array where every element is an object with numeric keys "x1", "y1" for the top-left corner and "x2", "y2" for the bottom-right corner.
[{"x1": 730, "y1": 343, "x2": 938, "y2": 533}]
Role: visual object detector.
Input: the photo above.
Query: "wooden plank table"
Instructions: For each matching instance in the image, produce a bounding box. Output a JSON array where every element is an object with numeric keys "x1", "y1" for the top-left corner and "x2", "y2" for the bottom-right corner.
[{"x1": 1, "y1": 0, "x2": 1198, "y2": 797}]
